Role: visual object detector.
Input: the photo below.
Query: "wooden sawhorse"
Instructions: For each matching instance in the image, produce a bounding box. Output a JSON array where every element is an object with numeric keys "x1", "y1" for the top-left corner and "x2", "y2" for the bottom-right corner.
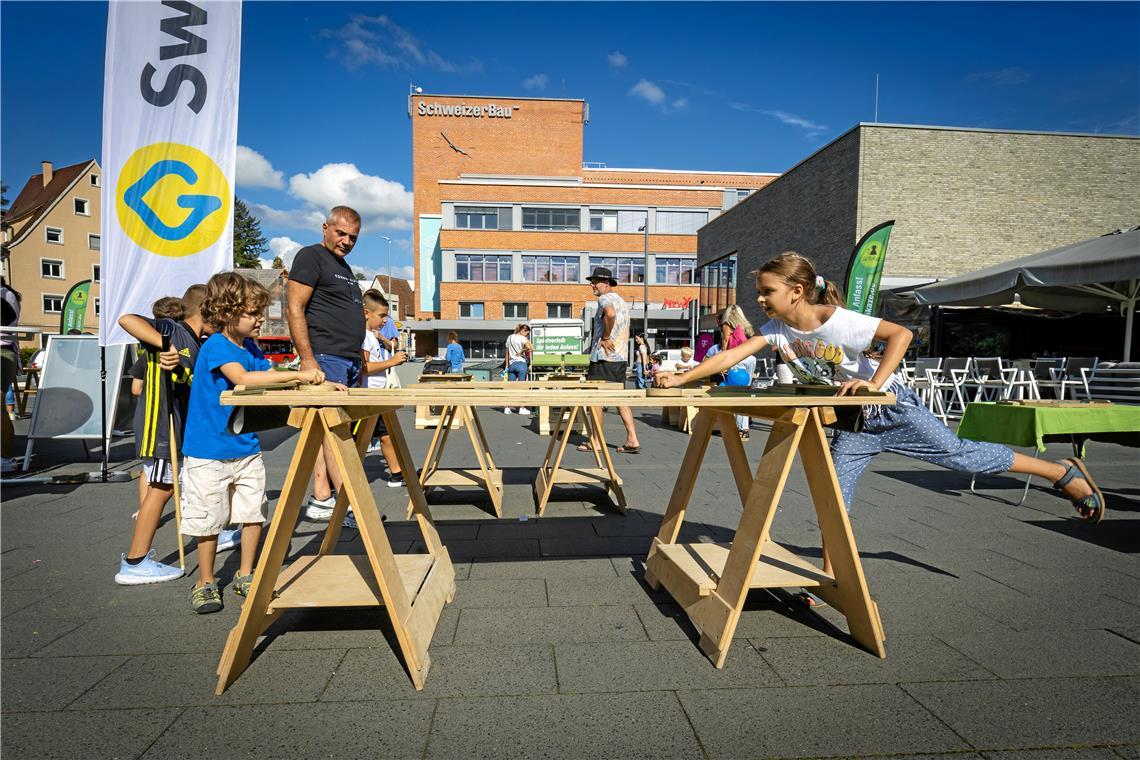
[
  {"x1": 644, "y1": 402, "x2": 886, "y2": 668},
  {"x1": 534, "y1": 404, "x2": 626, "y2": 516},
  {"x1": 215, "y1": 400, "x2": 455, "y2": 693},
  {"x1": 409, "y1": 401, "x2": 503, "y2": 518}
]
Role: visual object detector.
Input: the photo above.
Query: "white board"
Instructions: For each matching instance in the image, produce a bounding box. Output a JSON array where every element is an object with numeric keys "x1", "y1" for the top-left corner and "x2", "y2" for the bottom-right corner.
[{"x1": 26, "y1": 335, "x2": 128, "y2": 440}]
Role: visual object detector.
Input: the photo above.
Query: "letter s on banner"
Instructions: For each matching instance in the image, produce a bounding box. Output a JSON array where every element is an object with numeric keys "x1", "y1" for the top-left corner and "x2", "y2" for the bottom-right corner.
[{"x1": 100, "y1": 0, "x2": 241, "y2": 347}]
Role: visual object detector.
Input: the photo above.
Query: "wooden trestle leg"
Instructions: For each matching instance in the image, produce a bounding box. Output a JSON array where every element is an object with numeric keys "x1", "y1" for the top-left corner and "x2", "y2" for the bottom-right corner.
[
  {"x1": 643, "y1": 405, "x2": 885, "y2": 669},
  {"x1": 216, "y1": 404, "x2": 455, "y2": 695}
]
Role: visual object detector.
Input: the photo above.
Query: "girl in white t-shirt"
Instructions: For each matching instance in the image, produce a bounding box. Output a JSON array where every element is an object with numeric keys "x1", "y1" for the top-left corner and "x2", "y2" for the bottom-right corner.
[
  {"x1": 655, "y1": 252, "x2": 1106, "y2": 601},
  {"x1": 361, "y1": 292, "x2": 409, "y2": 488}
]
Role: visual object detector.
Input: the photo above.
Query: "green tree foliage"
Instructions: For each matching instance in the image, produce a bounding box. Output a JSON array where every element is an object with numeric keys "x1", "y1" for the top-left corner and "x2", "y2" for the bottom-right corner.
[
  {"x1": 233, "y1": 197, "x2": 267, "y2": 268},
  {"x1": 271, "y1": 255, "x2": 285, "y2": 269}
]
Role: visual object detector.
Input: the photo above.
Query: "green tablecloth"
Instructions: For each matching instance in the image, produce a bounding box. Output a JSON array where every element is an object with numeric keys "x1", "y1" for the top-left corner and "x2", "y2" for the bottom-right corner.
[{"x1": 957, "y1": 402, "x2": 1140, "y2": 453}]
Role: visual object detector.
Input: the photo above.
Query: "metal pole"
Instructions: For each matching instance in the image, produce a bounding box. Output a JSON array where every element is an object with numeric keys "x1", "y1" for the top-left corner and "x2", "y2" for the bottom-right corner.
[
  {"x1": 100, "y1": 345, "x2": 108, "y2": 482},
  {"x1": 387, "y1": 236, "x2": 392, "y2": 295},
  {"x1": 642, "y1": 222, "x2": 649, "y2": 346},
  {"x1": 1124, "y1": 293, "x2": 1136, "y2": 362}
]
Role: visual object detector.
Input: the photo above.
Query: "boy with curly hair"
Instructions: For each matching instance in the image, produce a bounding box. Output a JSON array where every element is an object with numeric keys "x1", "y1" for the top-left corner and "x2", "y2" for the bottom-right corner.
[{"x1": 181, "y1": 273, "x2": 328, "y2": 614}]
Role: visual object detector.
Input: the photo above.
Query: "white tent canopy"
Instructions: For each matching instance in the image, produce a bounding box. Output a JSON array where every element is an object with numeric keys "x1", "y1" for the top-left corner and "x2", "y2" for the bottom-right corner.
[{"x1": 913, "y1": 227, "x2": 1140, "y2": 360}]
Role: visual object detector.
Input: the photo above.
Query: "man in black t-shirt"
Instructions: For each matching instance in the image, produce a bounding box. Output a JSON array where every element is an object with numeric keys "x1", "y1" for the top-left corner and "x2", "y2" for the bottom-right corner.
[{"x1": 287, "y1": 206, "x2": 366, "y2": 523}]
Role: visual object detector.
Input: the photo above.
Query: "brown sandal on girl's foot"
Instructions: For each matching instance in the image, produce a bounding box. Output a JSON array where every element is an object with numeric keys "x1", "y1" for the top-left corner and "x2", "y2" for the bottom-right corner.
[
  {"x1": 616, "y1": 444, "x2": 640, "y2": 454},
  {"x1": 1053, "y1": 458, "x2": 1106, "y2": 523}
]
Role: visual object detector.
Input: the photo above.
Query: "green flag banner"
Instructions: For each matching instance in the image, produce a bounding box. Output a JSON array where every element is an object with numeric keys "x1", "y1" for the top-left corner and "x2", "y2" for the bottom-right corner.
[
  {"x1": 844, "y1": 221, "x2": 894, "y2": 316},
  {"x1": 60, "y1": 279, "x2": 92, "y2": 335}
]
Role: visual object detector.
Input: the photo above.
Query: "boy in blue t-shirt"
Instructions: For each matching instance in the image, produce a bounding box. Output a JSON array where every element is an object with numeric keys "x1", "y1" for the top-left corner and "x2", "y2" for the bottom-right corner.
[{"x1": 181, "y1": 273, "x2": 327, "y2": 614}]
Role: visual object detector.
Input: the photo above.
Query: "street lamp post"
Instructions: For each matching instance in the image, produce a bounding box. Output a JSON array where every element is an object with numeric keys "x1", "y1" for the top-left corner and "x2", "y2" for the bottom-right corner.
[
  {"x1": 639, "y1": 221, "x2": 649, "y2": 346},
  {"x1": 378, "y1": 235, "x2": 392, "y2": 295}
]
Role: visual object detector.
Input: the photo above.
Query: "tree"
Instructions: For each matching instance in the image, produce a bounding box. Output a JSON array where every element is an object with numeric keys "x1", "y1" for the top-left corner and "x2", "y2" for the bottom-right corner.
[
  {"x1": 1, "y1": 182, "x2": 9, "y2": 211},
  {"x1": 271, "y1": 255, "x2": 285, "y2": 269},
  {"x1": 232, "y1": 197, "x2": 267, "y2": 268},
  {"x1": 355, "y1": 271, "x2": 366, "y2": 280}
]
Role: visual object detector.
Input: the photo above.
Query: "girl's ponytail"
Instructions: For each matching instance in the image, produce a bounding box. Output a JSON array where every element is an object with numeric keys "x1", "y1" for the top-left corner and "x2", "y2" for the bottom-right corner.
[{"x1": 819, "y1": 279, "x2": 845, "y2": 307}]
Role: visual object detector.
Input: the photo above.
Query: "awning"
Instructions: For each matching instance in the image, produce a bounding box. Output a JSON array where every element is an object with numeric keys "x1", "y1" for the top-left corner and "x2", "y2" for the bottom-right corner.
[{"x1": 913, "y1": 227, "x2": 1140, "y2": 359}]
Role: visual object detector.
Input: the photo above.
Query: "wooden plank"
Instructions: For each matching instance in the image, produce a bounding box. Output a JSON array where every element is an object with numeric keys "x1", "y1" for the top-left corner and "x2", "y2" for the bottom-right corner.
[
  {"x1": 655, "y1": 542, "x2": 833, "y2": 590},
  {"x1": 423, "y1": 468, "x2": 505, "y2": 488},
  {"x1": 384, "y1": 408, "x2": 448, "y2": 559},
  {"x1": 538, "y1": 466, "x2": 623, "y2": 485},
  {"x1": 221, "y1": 389, "x2": 895, "y2": 409},
  {"x1": 403, "y1": 556, "x2": 456, "y2": 672},
  {"x1": 269, "y1": 554, "x2": 434, "y2": 610}
]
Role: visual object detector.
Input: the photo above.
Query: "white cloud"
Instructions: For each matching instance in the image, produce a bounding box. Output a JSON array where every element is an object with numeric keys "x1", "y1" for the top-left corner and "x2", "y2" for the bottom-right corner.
[
  {"x1": 324, "y1": 14, "x2": 482, "y2": 74},
  {"x1": 607, "y1": 51, "x2": 628, "y2": 68},
  {"x1": 522, "y1": 73, "x2": 549, "y2": 91},
  {"x1": 235, "y1": 145, "x2": 284, "y2": 189},
  {"x1": 672, "y1": 97, "x2": 688, "y2": 110},
  {"x1": 268, "y1": 236, "x2": 303, "y2": 267},
  {"x1": 288, "y1": 163, "x2": 413, "y2": 231},
  {"x1": 248, "y1": 202, "x2": 325, "y2": 231},
  {"x1": 629, "y1": 79, "x2": 665, "y2": 106},
  {"x1": 731, "y1": 102, "x2": 827, "y2": 134}
]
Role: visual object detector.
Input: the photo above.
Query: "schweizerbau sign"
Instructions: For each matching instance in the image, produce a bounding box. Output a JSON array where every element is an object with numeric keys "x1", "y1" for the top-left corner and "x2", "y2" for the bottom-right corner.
[
  {"x1": 100, "y1": 0, "x2": 241, "y2": 347},
  {"x1": 418, "y1": 102, "x2": 516, "y2": 118}
]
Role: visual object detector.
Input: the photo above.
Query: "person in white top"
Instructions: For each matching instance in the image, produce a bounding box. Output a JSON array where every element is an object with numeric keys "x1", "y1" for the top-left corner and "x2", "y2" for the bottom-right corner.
[
  {"x1": 1, "y1": 277, "x2": 21, "y2": 472},
  {"x1": 675, "y1": 346, "x2": 699, "y2": 371},
  {"x1": 360, "y1": 290, "x2": 408, "y2": 489},
  {"x1": 655, "y1": 251, "x2": 1107, "y2": 605},
  {"x1": 503, "y1": 323, "x2": 532, "y2": 415}
]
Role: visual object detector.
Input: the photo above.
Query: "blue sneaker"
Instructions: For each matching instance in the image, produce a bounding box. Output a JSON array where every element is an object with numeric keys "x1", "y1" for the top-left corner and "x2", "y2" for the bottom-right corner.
[
  {"x1": 114, "y1": 550, "x2": 183, "y2": 586},
  {"x1": 217, "y1": 528, "x2": 242, "y2": 552}
]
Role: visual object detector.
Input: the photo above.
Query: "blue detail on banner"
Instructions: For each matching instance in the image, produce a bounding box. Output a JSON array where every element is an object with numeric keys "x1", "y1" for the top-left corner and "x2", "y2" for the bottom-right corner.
[
  {"x1": 419, "y1": 216, "x2": 442, "y2": 313},
  {"x1": 122, "y1": 159, "x2": 222, "y2": 241}
]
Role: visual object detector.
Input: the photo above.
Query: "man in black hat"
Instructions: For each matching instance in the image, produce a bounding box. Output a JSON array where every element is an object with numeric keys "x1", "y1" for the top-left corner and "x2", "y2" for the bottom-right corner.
[{"x1": 582, "y1": 266, "x2": 641, "y2": 454}]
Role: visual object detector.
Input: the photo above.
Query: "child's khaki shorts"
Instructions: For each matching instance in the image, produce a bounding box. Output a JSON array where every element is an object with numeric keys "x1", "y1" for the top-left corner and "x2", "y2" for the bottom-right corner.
[{"x1": 180, "y1": 454, "x2": 267, "y2": 537}]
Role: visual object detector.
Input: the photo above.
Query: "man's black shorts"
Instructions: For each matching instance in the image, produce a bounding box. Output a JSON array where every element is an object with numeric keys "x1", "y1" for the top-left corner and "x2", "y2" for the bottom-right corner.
[{"x1": 586, "y1": 360, "x2": 627, "y2": 385}]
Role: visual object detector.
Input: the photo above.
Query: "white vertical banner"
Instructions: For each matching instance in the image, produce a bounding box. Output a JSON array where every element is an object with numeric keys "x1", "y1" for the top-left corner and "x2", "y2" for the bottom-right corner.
[{"x1": 100, "y1": 0, "x2": 241, "y2": 346}]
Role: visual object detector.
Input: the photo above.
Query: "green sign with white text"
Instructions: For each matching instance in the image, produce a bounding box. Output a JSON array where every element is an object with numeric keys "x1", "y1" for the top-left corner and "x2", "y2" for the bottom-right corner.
[
  {"x1": 844, "y1": 221, "x2": 894, "y2": 316},
  {"x1": 60, "y1": 280, "x2": 92, "y2": 335}
]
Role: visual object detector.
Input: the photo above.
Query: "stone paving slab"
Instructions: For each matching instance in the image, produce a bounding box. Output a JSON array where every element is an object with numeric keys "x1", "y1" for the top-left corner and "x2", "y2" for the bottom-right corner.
[
  {"x1": 142, "y1": 700, "x2": 435, "y2": 758},
  {"x1": 0, "y1": 707, "x2": 182, "y2": 760},
  {"x1": 902, "y1": 676, "x2": 1140, "y2": 749},
  {"x1": 677, "y1": 683, "x2": 972, "y2": 758},
  {"x1": 4, "y1": 407, "x2": 1139, "y2": 758},
  {"x1": 424, "y1": 692, "x2": 704, "y2": 759}
]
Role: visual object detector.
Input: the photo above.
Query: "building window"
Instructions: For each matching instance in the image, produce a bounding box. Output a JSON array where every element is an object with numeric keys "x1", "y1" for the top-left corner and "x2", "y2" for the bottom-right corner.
[
  {"x1": 41, "y1": 259, "x2": 64, "y2": 279},
  {"x1": 458, "y1": 339, "x2": 504, "y2": 360},
  {"x1": 74, "y1": 198, "x2": 90, "y2": 216},
  {"x1": 654, "y1": 257, "x2": 696, "y2": 285},
  {"x1": 522, "y1": 207, "x2": 580, "y2": 231},
  {"x1": 92, "y1": 264, "x2": 101, "y2": 282},
  {"x1": 455, "y1": 206, "x2": 510, "y2": 230},
  {"x1": 503, "y1": 302, "x2": 528, "y2": 319},
  {"x1": 88, "y1": 234, "x2": 101, "y2": 251},
  {"x1": 655, "y1": 210, "x2": 708, "y2": 235},
  {"x1": 547, "y1": 303, "x2": 572, "y2": 319},
  {"x1": 45, "y1": 227, "x2": 63, "y2": 244},
  {"x1": 455, "y1": 254, "x2": 512, "y2": 281},
  {"x1": 522, "y1": 255, "x2": 580, "y2": 283},
  {"x1": 43, "y1": 294, "x2": 64, "y2": 313},
  {"x1": 458, "y1": 302, "x2": 485, "y2": 319},
  {"x1": 90, "y1": 174, "x2": 101, "y2": 187},
  {"x1": 589, "y1": 209, "x2": 646, "y2": 233},
  {"x1": 588, "y1": 256, "x2": 644, "y2": 284},
  {"x1": 697, "y1": 254, "x2": 737, "y2": 317},
  {"x1": 94, "y1": 298, "x2": 100, "y2": 317}
]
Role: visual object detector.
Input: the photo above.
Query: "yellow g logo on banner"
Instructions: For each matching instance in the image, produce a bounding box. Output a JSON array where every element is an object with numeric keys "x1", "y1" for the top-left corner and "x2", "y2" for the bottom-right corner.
[{"x1": 116, "y1": 142, "x2": 230, "y2": 257}]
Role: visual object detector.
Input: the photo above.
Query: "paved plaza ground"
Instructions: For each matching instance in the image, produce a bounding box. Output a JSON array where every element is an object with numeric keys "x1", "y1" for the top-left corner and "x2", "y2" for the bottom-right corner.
[{"x1": 2, "y1": 403, "x2": 1138, "y2": 759}]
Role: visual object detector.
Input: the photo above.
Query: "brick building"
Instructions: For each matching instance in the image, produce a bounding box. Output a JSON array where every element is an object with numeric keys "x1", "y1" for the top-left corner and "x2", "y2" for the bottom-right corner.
[
  {"x1": 410, "y1": 92, "x2": 775, "y2": 358},
  {"x1": 698, "y1": 123, "x2": 1140, "y2": 342},
  {"x1": 2, "y1": 159, "x2": 103, "y2": 347}
]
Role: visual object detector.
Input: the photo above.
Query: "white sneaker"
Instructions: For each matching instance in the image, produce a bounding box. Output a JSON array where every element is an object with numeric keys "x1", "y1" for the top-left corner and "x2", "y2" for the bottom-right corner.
[
  {"x1": 305, "y1": 495, "x2": 336, "y2": 521},
  {"x1": 342, "y1": 509, "x2": 358, "y2": 530},
  {"x1": 114, "y1": 550, "x2": 183, "y2": 585},
  {"x1": 518, "y1": 407, "x2": 531, "y2": 415},
  {"x1": 367, "y1": 439, "x2": 381, "y2": 453},
  {"x1": 217, "y1": 528, "x2": 242, "y2": 552},
  {"x1": 504, "y1": 408, "x2": 513, "y2": 414},
  {"x1": 1, "y1": 457, "x2": 17, "y2": 474}
]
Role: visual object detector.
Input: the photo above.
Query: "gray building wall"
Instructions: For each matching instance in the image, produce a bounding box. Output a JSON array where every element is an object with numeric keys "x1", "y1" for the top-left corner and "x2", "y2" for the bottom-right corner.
[
  {"x1": 697, "y1": 129, "x2": 861, "y2": 328},
  {"x1": 857, "y1": 125, "x2": 1140, "y2": 279},
  {"x1": 698, "y1": 123, "x2": 1140, "y2": 328}
]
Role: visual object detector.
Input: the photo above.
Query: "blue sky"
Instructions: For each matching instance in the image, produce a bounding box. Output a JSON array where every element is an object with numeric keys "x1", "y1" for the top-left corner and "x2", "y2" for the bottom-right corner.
[{"x1": 3, "y1": 1, "x2": 1138, "y2": 280}]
